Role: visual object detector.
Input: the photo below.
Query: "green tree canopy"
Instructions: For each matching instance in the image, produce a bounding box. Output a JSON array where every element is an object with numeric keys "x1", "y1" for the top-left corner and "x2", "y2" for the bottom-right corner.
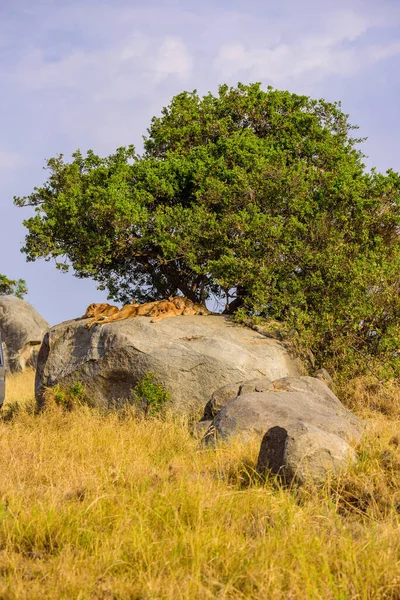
[
  {"x1": 0, "y1": 274, "x2": 27, "y2": 299},
  {"x1": 15, "y1": 83, "x2": 400, "y2": 374}
]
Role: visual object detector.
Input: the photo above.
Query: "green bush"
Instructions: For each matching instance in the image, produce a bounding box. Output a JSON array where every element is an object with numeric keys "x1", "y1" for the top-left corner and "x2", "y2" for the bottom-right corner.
[
  {"x1": 0, "y1": 274, "x2": 27, "y2": 299},
  {"x1": 46, "y1": 381, "x2": 93, "y2": 411},
  {"x1": 130, "y1": 372, "x2": 170, "y2": 417}
]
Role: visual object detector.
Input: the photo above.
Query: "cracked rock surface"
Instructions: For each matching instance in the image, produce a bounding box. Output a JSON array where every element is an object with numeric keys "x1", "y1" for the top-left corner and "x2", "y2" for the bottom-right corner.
[{"x1": 35, "y1": 315, "x2": 301, "y2": 413}]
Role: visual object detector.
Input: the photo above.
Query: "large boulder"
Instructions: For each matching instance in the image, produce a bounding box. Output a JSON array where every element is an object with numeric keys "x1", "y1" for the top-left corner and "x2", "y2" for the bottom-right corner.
[
  {"x1": 256, "y1": 423, "x2": 357, "y2": 485},
  {"x1": 0, "y1": 296, "x2": 49, "y2": 372},
  {"x1": 202, "y1": 376, "x2": 274, "y2": 421},
  {"x1": 202, "y1": 382, "x2": 244, "y2": 421},
  {"x1": 204, "y1": 375, "x2": 362, "y2": 483},
  {"x1": 202, "y1": 375, "x2": 346, "y2": 423},
  {"x1": 206, "y1": 376, "x2": 362, "y2": 443},
  {"x1": 35, "y1": 315, "x2": 301, "y2": 414}
]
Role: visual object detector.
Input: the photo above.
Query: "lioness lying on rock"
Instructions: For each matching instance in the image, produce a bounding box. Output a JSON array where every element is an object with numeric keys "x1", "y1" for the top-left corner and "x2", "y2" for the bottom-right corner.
[
  {"x1": 83, "y1": 297, "x2": 210, "y2": 328},
  {"x1": 149, "y1": 297, "x2": 211, "y2": 321},
  {"x1": 177, "y1": 297, "x2": 211, "y2": 316},
  {"x1": 81, "y1": 303, "x2": 120, "y2": 327}
]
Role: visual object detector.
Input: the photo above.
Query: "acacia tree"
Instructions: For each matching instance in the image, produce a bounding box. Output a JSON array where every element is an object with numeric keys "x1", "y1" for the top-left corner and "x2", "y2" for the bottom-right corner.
[
  {"x1": 15, "y1": 83, "x2": 400, "y2": 373},
  {"x1": 0, "y1": 274, "x2": 27, "y2": 299}
]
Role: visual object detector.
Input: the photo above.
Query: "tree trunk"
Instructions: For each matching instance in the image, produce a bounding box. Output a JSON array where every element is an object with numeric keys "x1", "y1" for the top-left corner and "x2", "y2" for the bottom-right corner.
[{"x1": 222, "y1": 286, "x2": 246, "y2": 314}]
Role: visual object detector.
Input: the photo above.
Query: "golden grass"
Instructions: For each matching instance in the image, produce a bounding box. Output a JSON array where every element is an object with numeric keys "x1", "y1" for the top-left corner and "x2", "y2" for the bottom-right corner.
[
  {"x1": 3, "y1": 367, "x2": 36, "y2": 406},
  {"x1": 0, "y1": 372, "x2": 399, "y2": 599},
  {"x1": 338, "y1": 375, "x2": 400, "y2": 419}
]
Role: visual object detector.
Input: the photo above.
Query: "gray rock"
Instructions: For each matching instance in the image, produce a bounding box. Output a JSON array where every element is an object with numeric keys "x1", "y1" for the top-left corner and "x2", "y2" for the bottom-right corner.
[
  {"x1": 0, "y1": 296, "x2": 49, "y2": 372},
  {"x1": 208, "y1": 377, "x2": 362, "y2": 443},
  {"x1": 313, "y1": 368, "x2": 333, "y2": 387},
  {"x1": 201, "y1": 375, "x2": 342, "y2": 427},
  {"x1": 203, "y1": 382, "x2": 242, "y2": 420},
  {"x1": 266, "y1": 376, "x2": 343, "y2": 410},
  {"x1": 257, "y1": 422, "x2": 357, "y2": 485},
  {"x1": 239, "y1": 376, "x2": 273, "y2": 395},
  {"x1": 35, "y1": 315, "x2": 301, "y2": 413},
  {"x1": 202, "y1": 376, "x2": 274, "y2": 421},
  {"x1": 252, "y1": 324, "x2": 284, "y2": 340}
]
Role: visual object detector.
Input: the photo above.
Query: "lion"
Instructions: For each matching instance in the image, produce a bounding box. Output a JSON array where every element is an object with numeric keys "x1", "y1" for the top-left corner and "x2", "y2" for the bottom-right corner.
[
  {"x1": 169, "y1": 297, "x2": 211, "y2": 316},
  {"x1": 87, "y1": 297, "x2": 187, "y2": 326},
  {"x1": 87, "y1": 299, "x2": 167, "y2": 327},
  {"x1": 186, "y1": 300, "x2": 211, "y2": 316},
  {"x1": 85, "y1": 296, "x2": 211, "y2": 327},
  {"x1": 134, "y1": 300, "x2": 166, "y2": 317},
  {"x1": 149, "y1": 296, "x2": 187, "y2": 322},
  {"x1": 86, "y1": 302, "x2": 141, "y2": 327},
  {"x1": 102, "y1": 297, "x2": 188, "y2": 324},
  {"x1": 82, "y1": 303, "x2": 120, "y2": 328}
]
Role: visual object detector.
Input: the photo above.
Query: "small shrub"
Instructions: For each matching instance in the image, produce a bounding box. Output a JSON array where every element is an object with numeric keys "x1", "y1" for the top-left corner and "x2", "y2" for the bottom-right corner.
[
  {"x1": 69, "y1": 381, "x2": 85, "y2": 398},
  {"x1": 130, "y1": 372, "x2": 170, "y2": 417},
  {"x1": 44, "y1": 381, "x2": 93, "y2": 411}
]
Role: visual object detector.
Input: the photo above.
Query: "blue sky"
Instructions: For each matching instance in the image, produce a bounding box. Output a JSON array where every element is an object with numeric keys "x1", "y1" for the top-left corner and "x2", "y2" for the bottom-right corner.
[{"x1": 1, "y1": 0, "x2": 400, "y2": 324}]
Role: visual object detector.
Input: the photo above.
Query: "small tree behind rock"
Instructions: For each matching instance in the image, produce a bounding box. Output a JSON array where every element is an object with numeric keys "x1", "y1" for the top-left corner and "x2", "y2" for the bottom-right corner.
[{"x1": 0, "y1": 274, "x2": 27, "y2": 299}]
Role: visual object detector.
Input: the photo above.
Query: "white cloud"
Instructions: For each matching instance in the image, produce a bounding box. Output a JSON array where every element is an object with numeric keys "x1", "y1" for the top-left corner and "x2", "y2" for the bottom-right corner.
[
  {"x1": 214, "y1": 41, "x2": 359, "y2": 84},
  {"x1": 0, "y1": 151, "x2": 22, "y2": 170},
  {"x1": 153, "y1": 38, "x2": 193, "y2": 83},
  {"x1": 12, "y1": 32, "x2": 192, "y2": 103},
  {"x1": 119, "y1": 33, "x2": 149, "y2": 61},
  {"x1": 16, "y1": 49, "x2": 96, "y2": 90},
  {"x1": 213, "y1": 8, "x2": 397, "y2": 85},
  {"x1": 2, "y1": 2, "x2": 397, "y2": 159},
  {"x1": 323, "y1": 9, "x2": 370, "y2": 43},
  {"x1": 368, "y1": 41, "x2": 400, "y2": 61}
]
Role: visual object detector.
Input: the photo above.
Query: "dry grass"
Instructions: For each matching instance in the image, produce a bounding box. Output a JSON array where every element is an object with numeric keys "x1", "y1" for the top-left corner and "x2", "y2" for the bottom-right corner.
[
  {"x1": 3, "y1": 367, "x2": 36, "y2": 405},
  {"x1": 0, "y1": 372, "x2": 399, "y2": 599},
  {"x1": 337, "y1": 375, "x2": 400, "y2": 419}
]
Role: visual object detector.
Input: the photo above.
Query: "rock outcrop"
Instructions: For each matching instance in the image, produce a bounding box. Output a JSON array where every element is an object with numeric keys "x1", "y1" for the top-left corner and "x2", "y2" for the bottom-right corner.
[
  {"x1": 202, "y1": 382, "x2": 244, "y2": 421},
  {"x1": 256, "y1": 423, "x2": 357, "y2": 485},
  {"x1": 207, "y1": 376, "x2": 361, "y2": 442},
  {"x1": 202, "y1": 376, "x2": 275, "y2": 421},
  {"x1": 35, "y1": 315, "x2": 301, "y2": 414},
  {"x1": 0, "y1": 296, "x2": 49, "y2": 372},
  {"x1": 202, "y1": 375, "x2": 362, "y2": 484}
]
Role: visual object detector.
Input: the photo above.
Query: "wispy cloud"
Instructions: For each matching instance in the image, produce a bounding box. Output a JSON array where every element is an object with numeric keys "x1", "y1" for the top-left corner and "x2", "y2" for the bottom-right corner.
[
  {"x1": 0, "y1": 2, "x2": 398, "y2": 158},
  {"x1": 2, "y1": 14, "x2": 194, "y2": 151},
  {"x1": 0, "y1": 151, "x2": 22, "y2": 170},
  {"x1": 213, "y1": 9, "x2": 398, "y2": 85},
  {"x1": 368, "y1": 41, "x2": 400, "y2": 61},
  {"x1": 12, "y1": 35, "x2": 193, "y2": 95},
  {"x1": 154, "y1": 38, "x2": 193, "y2": 83}
]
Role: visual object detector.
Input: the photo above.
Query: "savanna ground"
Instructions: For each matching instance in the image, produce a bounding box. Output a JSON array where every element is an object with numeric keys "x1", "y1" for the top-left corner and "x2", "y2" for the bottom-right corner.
[{"x1": 0, "y1": 370, "x2": 399, "y2": 600}]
